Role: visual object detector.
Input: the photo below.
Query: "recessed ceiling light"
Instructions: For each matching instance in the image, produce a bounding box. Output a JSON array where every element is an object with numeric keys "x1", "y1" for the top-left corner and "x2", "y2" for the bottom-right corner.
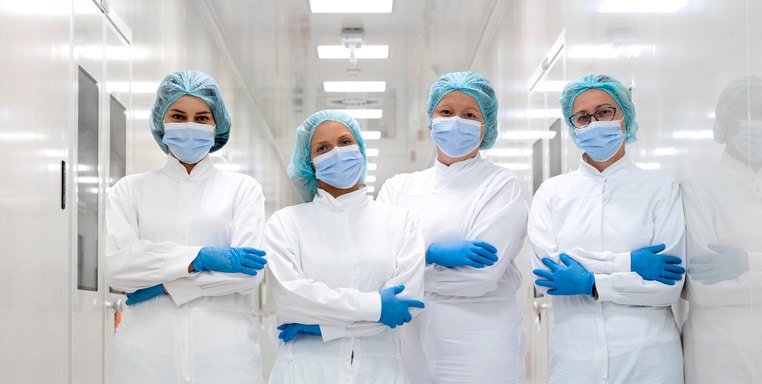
[
  {"x1": 361, "y1": 131, "x2": 382, "y2": 140},
  {"x1": 310, "y1": 0, "x2": 393, "y2": 13},
  {"x1": 317, "y1": 45, "x2": 389, "y2": 59},
  {"x1": 324, "y1": 81, "x2": 387, "y2": 93}
]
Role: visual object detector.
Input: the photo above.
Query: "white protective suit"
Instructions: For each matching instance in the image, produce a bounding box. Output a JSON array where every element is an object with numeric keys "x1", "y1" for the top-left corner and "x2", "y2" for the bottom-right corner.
[
  {"x1": 528, "y1": 156, "x2": 685, "y2": 384},
  {"x1": 377, "y1": 156, "x2": 528, "y2": 384},
  {"x1": 681, "y1": 153, "x2": 762, "y2": 383},
  {"x1": 265, "y1": 187, "x2": 425, "y2": 384},
  {"x1": 105, "y1": 156, "x2": 266, "y2": 384}
]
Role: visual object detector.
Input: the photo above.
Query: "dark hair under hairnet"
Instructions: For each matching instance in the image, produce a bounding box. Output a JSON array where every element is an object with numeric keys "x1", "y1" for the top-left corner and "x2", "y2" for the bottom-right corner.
[
  {"x1": 713, "y1": 75, "x2": 762, "y2": 143},
  {"x1": 426, "y1": 71, "x2": 498, "y2": 150},
  {"x1": 287, "y1": 110, "x2": 367, "y2": 202},
  {"x1": 150, "y1": 70, "x2": 231, "y2": 153},
  {"x1": 560, "y1": 73, "x2": 639, "y2": 144}
]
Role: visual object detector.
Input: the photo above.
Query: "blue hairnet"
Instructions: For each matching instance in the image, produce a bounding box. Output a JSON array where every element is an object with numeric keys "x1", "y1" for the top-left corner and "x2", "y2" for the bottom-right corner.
[
  {"x1": 713, "y1": 75, "x2": 762, "y2": 143},
  {"x1": 287, "y1": 110, "x2": 367, "y2": 202},
  {"x1": 150, "y1": 70, "x2": 231, "y2": 153},
  {"x1": 426, "y1": 71, "x2": 498, "y2": 149},
  {"x1": 560, "y1": 73, "x2": 639, "y2": 144}
]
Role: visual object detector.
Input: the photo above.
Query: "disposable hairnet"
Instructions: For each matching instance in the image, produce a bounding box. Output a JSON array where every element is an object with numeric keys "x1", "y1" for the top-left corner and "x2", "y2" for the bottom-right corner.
[
  {"x1": 426, "y1": 71, "x2": 498, "y2": 149},
  {"x1": 288, "y1": 110, "x2": 367, "y2": 202},
  {"x1": 713, "y1": 75, "x2": 762, "y2": 143},
  {"x1": 150, "y1": 70, "x2": 231, "y2": 153},
  {"x1": 560, "y1": 73, "x2": 639, "y2": 144}
]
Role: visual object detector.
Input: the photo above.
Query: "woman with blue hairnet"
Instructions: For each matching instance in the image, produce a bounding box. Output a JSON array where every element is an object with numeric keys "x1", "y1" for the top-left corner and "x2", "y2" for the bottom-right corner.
[
  {"x1": 104, "y1": 70, "x2": 268, "y2": 383},
  {"x1": 681, "y1": 75, "x2": 762, "y2": 384},
  {"x1": 377, "y1": 71, "x2": 529, "y2": 383},
  {"x1": 264, "y1": 110, "x2": 425, "y2": 383},
  {"x1": 528, "y1": 73, "x2": 686, "y2": 383}
]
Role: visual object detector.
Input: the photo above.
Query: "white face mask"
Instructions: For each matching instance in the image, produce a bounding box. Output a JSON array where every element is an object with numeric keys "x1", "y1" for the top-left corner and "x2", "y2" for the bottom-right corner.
[{"x1": 732, "y1": 120, "x2": 762, "y2": 162}]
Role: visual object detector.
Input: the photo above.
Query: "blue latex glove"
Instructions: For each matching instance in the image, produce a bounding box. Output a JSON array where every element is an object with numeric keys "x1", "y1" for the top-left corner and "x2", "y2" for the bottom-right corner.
[
  {"x1": 277, "y1": 323, "x2": 321, "y2": 343},
  {"x1": 630, "y1": 243, "x2": 685, "y2": 285},
  {"x1": 125, "y1": 284, "x2": 167, "y2": 305},
  {"x1": 426, "y1": 240, "x2": 498, "y2": 268},
  {"x1": 378, "y1": 285, "x2": 425, "y2": 328},
  {"x1": 533, "y1": 253, "x2": 595, "y2": 296},
  {"x1": 689, "y1": 244, "x2": 748, "y2": 284},
  {"x1": 191, "y1": 247, "x2": 267, "y2": 275}
]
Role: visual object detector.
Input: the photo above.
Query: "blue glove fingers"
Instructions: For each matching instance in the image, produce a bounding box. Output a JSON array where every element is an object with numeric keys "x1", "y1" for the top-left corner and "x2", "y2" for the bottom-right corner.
[
  {"x1": 656, "y1": 278, "x2": 676, "y2": 285},
  {"x1": 559, "y1": 253, "x2": 581, "y2": 267},
  {"x1": 541, "y1": 257, "x2": 562, "y2": 271},
  {"x1": 660, "y1": 271, "x2": 684, "y2": 281},
  {"x1": 662, "y1": 255, "x2": 683, "y2": 265},
  {"x1": 240, "y1": 247, "x2": 267, "y2": 256},
  {"x1": 401, "y1": 298, "x2": 425, "y2": 309},
  {"x1": 664, "y1": 264, "x2": 686, "y2": 274},
  {"x1": 639, "y1": 243, "x2": 666, "y2": 253},
  {"x1": 470, "y1": 247, "x2": 498, "y2": 264},
  {"x1": 472, "y1": 240, "x2": 498, "y2": 254},
  {"x1": 535, "y1": 279, "x2": 556, "y2": 289},
  {"x1": 533, "y1": 269, "x2": 554, "y2": 280}
]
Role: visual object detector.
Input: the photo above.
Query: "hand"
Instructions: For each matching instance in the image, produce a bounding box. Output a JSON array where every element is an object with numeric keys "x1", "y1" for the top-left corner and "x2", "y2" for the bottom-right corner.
[
  {"x1": 533, "y1": 254, "x2": 595, "y2": 296},
  {"x1": 125, "y1": 284, "x2": 166, "y2": 305},
  {"x1": 276, "y1": 323, "x2": 321, "y2": 342},
  {"x1": 689, "y1": 244, "x2": 748, "y2": 284},
  {"x1": 426, "y1": 240, "x2": 498, "y2": 268},
  {"x1": 191, "y1": 247, "x2": 267, "y2": 275},
  {"x1": 378, "y1": 285, "x2": 425, "y2": 328},
  {"x1": 630, "y1": 244, "x2": 685, "y2": 285}
]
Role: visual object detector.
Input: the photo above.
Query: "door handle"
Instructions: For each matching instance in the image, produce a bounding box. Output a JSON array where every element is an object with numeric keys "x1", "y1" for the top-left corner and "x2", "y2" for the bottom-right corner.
[{"x1": 104, "y1": 298, "x2": 123, "y2": 312}]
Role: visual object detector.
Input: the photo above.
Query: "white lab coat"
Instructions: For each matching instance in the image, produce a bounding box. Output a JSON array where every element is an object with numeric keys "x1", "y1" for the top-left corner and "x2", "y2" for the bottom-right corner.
[
  {"x1": 681, "y1": 152, "x2": 762, "y2": 383},
  {"x1": 528, "y1": 155, "x2": 685, "y2": 384},
  {"x1": 377, "y1": 156, "x2": 528, "y2": 384},
  {"x1": 105, "y1": 156, "x2": 266, "y2": 384},
  {"x1": 265, "y1": 187, "x2": 425, "y2": 384}
]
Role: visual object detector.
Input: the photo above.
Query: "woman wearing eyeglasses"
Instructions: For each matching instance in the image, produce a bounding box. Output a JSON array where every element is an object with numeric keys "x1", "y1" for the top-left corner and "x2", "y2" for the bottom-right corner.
[{"x1": 527, "y1": 73, "x2": 686, "y2": 383}]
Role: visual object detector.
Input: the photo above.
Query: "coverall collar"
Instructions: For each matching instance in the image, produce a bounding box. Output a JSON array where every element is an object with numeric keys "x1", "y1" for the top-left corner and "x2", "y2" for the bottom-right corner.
[
  {"x1": 313, "y1": 186, "x2": 370, "y2": 212},
  {"x1": 578, "y1": 153, "x2": 632, "y2": 177},
  {"x1": 161, "y1": 155, "x2": 216, "y2": 181}
]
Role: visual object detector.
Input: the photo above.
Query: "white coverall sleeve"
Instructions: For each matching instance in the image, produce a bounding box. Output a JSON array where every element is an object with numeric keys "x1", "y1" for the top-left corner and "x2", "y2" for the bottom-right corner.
[
  {"x1": 164, "y1": 179, "x2": 266, "y2": 305},
  {"x1": 320, "y1": 211, "x2": 426, "y2": 342},
  {"x1": 426, "y1": 177, "x2": 528, "y2": 297},
  {"x1": 105, "y1": 179, "x2": 200, "y2": 293},
  {"x1": 265, "y1": 213, "x2": 382, "y2": 327}
]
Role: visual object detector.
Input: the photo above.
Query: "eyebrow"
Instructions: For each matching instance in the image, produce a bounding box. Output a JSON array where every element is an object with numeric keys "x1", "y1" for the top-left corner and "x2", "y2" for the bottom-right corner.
[
  {"x1": 166, "y1": 109, "x2": 212, "y2": 115},
  {"x1": 573, "y1": 103, "x2": 614, "y2": 113}
]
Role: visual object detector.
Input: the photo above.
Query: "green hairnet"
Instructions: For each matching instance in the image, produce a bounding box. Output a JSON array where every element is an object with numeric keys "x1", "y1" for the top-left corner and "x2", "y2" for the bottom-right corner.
[
  {"x1": 560, "y1": 73, "x2": 638, "y2": 144},
  {"x1": 426, "y1": 71, "x2": 498, "y2": 149},
  {"x1": 713, "y1": 75, "x2": 762, "y2": 143},
  {"x1": 150, "y1": 70, "x2": 231, "y2": 153},
  {"x1": 287, "y1": 110, "x2": 367, "y2": 202}
]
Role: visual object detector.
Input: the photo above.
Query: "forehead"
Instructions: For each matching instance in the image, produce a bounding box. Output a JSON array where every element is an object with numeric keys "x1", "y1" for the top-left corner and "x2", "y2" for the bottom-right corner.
[
  {"x1": 312, "y1": 120, "x2": 353, "y2": 143},
  {"x1": 436, "y1": 90, "x2": 479, "y2": 110},
  {"x1": 571, "y1": 89, "x2": 619, "y2": 112},
  {"x1": 166, "y1": 95, "x2": 211, "y2": 112}
]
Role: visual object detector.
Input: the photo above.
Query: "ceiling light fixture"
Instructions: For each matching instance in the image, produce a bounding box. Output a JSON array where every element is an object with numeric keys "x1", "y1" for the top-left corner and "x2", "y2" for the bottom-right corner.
[
  {"x1": 317, "y1": 45, "x2": 390, "y2": 59},
  {"x1": 324, "y1": 81, "x2": 387, "y2": 93},
  {"x1": 309, "y1": 0, "x2": 393, "y2": 13},
  {"x1": 361, "y1": 131, "x2": 382, "y2": 140}
]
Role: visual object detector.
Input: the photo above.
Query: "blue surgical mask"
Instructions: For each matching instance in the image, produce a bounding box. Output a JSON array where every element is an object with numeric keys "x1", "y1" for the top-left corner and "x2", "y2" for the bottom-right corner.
[
  {"x1": 162, "y1": 122, "x2": 215, "y2": 164},
  {"x1": 430, "y1": 116, "x2": 483, "y2": 157},
  {"x1": 732, "y1": 120, "x2": 762, "y2": 162},
  {"x1": 312, "y1": 144, "x2": 365, "y2": 189},
  {"x1": 574, "y1": 120, "x2": 625, "y2": 162}
]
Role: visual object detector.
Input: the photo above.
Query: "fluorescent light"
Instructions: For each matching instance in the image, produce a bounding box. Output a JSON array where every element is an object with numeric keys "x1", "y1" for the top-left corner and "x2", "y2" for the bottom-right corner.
[
  {"x1": 310, "y1": 0, "x2": 393, "y2": 13},
  {"x1": 367, "y1": 163, "x2": 378, "y2": 171},
  {"x1": 365, "y1": 148, "x2": 380, "y2": 157},
  {"x1": 324, "y1": 81, "x2": 386, "y2": 93},
  {"x1": 331, "y1": 109, "x2": 383, "y2": 119},
  {"x1": 317, "y1": 45, "x2": 390, "y2": 59},
  {"x1": 365, "y1": 175, "x2": 377, "y2": 183},
  {"x1": 500, "y1": 130, "x2": 558, "y2": 140},
  {"x1": 600, "y1": 0, "x2": 686, "y2": 13},
  {"x1": 361, "y1": 131, "x2": 382, "y2": 140},
  {"x1": 672, "y1": 130, "x2": 714, "y2": 139},
  {"x1": 654, "y1": 147, "x2": 677, "y2": 156},
  {"x1": 366, "y1": 185, "x2": 376, "y2": 193}
]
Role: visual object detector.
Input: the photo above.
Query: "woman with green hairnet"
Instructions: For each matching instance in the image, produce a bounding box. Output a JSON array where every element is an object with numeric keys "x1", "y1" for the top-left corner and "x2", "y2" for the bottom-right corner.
[
  {"x1": 528, "y1": 73, "x2": 686, "y2": 383},
  {"x1": 105, "y1": 70, "x2": 268, "y2": 383},
  {"x1": 377, "y1": 71, "x2": 529, "y2": 383},
  {"x1": 264, "y1": 110, "x2": 425, "y2": 383}
]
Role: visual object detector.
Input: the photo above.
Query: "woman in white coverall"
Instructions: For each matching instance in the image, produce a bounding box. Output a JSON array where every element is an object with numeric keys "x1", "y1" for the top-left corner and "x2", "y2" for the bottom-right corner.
[
  {"x1": 529, "y1": 73, "x2": 686, "y2": 383},
  {"x1": 377, "y1": 71, "x2": 529, "y2": 384},
  {"x1": 265, "y1": 110, "x2": 425, "y2": 383},
  {"x1": 681, "y1": 75, "x2": 762, "y2": 383},
  {"x1": 105, "y1": 70, "x2": 268, "y2": 383}
]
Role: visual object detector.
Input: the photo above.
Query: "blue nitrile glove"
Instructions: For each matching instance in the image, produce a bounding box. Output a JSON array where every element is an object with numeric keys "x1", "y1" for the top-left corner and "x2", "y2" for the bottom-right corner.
[
  {"x1": 125, "y1": 284, "x2": 167, "y2": 305},
  {"x1": 378, "y1": 285, "x2": 425, "y2": 328},
  {"x1": 689, "y1": 244, "x2": 748, "y2": 285},
  {"x1": 426, "y1": 240, "x2": 499, "y2": 268},
  {"x1": 630, "y1": 244, "x2": 686, "y2": 285},
  {"x1": 191, "y1": 247, "x2": 267, "y2": 275},
  {"x1": 533, "y1": 253, "x2": 595, "y2": 296},
  {"x1": 276, "y1": 323, "x2": 321, "y2": 343}
]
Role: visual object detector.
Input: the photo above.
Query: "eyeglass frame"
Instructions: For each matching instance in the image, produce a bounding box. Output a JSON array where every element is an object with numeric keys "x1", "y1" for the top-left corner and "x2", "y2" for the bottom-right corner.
[{"x1": 568, "y1": 106, "x2": 618, "y2": 128}]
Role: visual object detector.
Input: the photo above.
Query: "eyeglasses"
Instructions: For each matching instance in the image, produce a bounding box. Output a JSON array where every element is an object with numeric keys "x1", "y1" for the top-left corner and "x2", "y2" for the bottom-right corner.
[{"x1": 569, "y1": 106, "x2": 618, "y2": 128}]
